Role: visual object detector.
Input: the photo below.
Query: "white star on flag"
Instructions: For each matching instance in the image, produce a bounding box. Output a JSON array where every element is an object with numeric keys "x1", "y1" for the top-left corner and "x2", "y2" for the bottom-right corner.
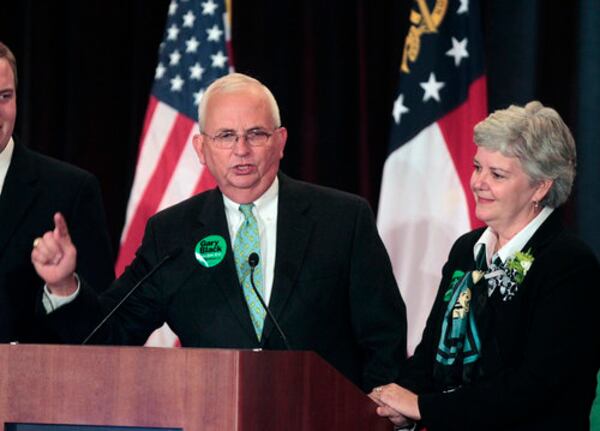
[
  {"x1": 169, "y1": 49, "x2": 182, "y2": 66},
  {"x1": 167, "y1": 24, "x2": 180, "y2": 41},
  {"x1": 170, "y1": 74, "x2": 184, "y2": 91},
  {"x1": 392, "y1": 94, "x2": 410, "y2": 124},
  {"x1": 182, "y1": 10, "x2": 196, "y2": 27},
  {"x1": 168, "y1": 0, "x2": 178, "y2": 16},
  {"x1": 202, "y1": 0, "x2": 218, "y2": 15},
  {"x1": 446, "y1": 37, "x2": 469, "y2": 66},
  {"x1": 119, "y1": 0, "x2": 233, "y2": 349},
  {"x1": 189, "y1": 62, "x2": 205, "y2": 80},
  {"x1": 420, "y1": 72, "x2": 445, "y2": 102},
  {"x1": 155, "y1": 63, "x2": 166, "y2": 79},
  {"x1": 211, "y1": 50, "x2": 227, "y2": 68},
  {"x1": 185, "y1": 36, "x2": 200, "y2": 53},
  {"x1": 206, "y1": 25, "x2": 223, "y2": 42},
  {"x1": 378, "y1": 0, "x2": 488, "y2": 357}
]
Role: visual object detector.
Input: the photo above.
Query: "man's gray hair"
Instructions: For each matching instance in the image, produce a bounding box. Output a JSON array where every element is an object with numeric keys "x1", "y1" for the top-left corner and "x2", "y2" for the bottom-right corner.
[{"x1": 198, "y1": 73, "x2": 280, "y2": 131}]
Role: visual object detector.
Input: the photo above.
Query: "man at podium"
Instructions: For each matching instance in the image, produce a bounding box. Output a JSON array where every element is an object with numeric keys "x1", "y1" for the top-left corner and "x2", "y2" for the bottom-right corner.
[{"x1": 31, "y1": 73, "x2": 407, "y2": 392}]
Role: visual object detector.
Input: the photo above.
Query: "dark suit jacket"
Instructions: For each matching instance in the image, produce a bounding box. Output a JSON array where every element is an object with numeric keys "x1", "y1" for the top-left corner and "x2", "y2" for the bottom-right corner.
[
  {"x1": 0, "y1": 141, "x2": 114, "y2": 343},
  {"x1": 47, "y1": 173, "x2": 407, "y2": 391},
  {"x1": 399, "y1": 211, "x2": 600, "y2": 430}
]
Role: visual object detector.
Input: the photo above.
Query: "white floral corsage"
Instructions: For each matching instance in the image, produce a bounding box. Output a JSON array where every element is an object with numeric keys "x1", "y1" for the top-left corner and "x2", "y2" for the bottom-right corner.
[{"x1": 485, "y1": 249, "x2": 535, "y2": 301}]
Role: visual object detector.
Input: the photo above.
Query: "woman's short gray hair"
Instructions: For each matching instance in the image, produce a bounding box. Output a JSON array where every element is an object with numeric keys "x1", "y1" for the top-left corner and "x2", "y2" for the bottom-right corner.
[
  {"x1": 473, "y1": 101, "x2": 576, "y2": 208},
  {"x1": 197, "y1": 73, "x2": 281, "y2": 131}
]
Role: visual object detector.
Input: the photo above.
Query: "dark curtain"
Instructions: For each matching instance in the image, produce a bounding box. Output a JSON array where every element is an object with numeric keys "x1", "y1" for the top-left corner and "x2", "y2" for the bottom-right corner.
[
  {"x1": 2, "y1": 0, "x2": 599, "y2": 258},
  {"x1": 2, "y1": 1, "x2": 171, "y2": 246}
]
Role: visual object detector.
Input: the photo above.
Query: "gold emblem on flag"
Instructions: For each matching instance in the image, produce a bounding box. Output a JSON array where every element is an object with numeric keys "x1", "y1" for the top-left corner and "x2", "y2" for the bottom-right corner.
[{"x1": 401, "y1": 0, "x2": 448, "y2": 74}]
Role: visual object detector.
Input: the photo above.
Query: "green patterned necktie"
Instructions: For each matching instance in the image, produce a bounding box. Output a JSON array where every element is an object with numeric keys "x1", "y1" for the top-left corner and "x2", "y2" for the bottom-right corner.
[{"x1": 233, "y1": 204, "x2": 266, "y2": 340}]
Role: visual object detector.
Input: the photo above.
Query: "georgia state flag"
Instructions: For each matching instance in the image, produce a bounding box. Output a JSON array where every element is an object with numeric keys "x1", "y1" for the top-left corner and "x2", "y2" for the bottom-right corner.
[{"x1": 377, "y1": 0, "x2": 487, "y2": 354}]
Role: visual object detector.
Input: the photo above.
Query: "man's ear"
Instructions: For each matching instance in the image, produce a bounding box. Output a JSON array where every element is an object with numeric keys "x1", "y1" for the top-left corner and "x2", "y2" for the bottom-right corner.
[
  {"x1": 276, "y1": 127, "x2": 288, "y2": 159},
  {"x1": 193, "y1": 133, "x2": 206, "y2": 165}
]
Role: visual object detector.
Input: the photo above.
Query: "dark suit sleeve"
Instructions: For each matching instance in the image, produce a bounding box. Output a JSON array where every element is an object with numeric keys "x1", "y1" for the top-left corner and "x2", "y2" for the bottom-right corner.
[
  {"x1": 417, "y1": 239, "x2": 600, "y2": 430},
  {"x1": 349, "y1": 199, "x2": 407, "y2": 391},
  {"x1": 66, "y1": 174, "x2": 115, "y2": 291},
  {"x1": 46, "y1": 216, "x2": 166, "y2": 345}
]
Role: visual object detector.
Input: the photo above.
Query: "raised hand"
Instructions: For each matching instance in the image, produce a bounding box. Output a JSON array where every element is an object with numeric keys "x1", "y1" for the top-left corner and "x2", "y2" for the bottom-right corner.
[{"x1": 31, "y1": 212, "x2": 78, "y2": 295}]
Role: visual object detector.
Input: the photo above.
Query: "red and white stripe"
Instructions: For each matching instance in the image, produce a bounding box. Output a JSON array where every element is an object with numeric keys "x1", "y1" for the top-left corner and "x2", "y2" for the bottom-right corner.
[
  {"x1": 115, "y1": 99, "x2": 216, "y2": 347},
  {"x1": 116, "y1": 98, "x2": 215, "y2": 277},
  {"x1": 378, "y1": 77, "x2": 487, "y2": 354},
  {"x1": 116, "y1": 4, "x2": 233, "y2": 347}
]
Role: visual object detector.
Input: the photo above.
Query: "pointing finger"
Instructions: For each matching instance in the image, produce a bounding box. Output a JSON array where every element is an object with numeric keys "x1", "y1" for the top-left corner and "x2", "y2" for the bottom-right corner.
[{"x1": 53, "y1": 212, "x2": 71, "y2": 241}]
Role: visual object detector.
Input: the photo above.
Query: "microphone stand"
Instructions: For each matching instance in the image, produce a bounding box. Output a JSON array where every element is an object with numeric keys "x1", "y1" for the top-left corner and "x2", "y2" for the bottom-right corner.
[
  {"x1": 248, "y1": 252, "x2": 291, "y2": 351},
  {"x1": 82, "y1": 249, "x2": 180, "y2": 345}
]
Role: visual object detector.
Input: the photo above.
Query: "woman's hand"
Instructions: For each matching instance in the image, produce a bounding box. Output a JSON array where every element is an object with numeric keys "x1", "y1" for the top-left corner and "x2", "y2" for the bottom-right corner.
[{"x1": 370, "y1": 383, "x2": 421, "y2": 423}]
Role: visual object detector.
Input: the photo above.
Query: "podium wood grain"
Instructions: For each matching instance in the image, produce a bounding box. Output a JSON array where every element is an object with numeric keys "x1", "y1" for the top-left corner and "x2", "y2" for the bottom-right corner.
[{"x1": 0, "y1": 344, "x2": 391, "y2": 431}]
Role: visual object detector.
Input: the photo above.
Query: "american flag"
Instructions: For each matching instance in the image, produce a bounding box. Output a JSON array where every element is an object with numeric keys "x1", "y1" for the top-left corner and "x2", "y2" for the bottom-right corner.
[
  {"x1": 116, "y1": 0, "x2": 232, "y2": 346},
  {"x1": 377, "y1": 0, "x2": 487, "y2": 354}
]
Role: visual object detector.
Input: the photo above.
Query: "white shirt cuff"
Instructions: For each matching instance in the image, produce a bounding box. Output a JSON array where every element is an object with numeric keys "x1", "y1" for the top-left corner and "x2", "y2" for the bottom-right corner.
[{"x1": 42, "y1": 273, "x2": 81, "y2": 314}]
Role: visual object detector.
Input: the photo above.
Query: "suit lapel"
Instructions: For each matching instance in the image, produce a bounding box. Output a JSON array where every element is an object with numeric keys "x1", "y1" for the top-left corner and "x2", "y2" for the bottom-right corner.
[
  {"x1": 0, "y1": 143, "x2": 39, "y2": 257},
  {"x1": 261, "y1": 175, "x2": 313, "y2": 345},
  {"x1": 190, "y1": 189, "x2": 258, "y2": 341}
]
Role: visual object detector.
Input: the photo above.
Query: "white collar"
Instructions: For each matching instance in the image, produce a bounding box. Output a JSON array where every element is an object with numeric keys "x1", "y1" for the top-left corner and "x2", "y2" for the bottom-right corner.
[
  {"x1": 0, "y1": 137, "x2": 15, "y2": 195},
  {"x1": 222, "y1": 176, "x2": 279, "y2": 213},
  {"x1": 474, "y1": 206, "x2": 554, "y2": 265}
]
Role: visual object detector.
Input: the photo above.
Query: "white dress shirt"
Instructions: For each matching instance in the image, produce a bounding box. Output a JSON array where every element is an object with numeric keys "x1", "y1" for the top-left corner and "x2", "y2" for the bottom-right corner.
[
  {"x1": 0, "y1": 137, "x2": 14, "y2": 195},
  {"x1": 222, "y1": 177, "x2": 279, "y2": 304},
  {"x1": 473, "y1": 206, "x2": 554, "y2": 266}
]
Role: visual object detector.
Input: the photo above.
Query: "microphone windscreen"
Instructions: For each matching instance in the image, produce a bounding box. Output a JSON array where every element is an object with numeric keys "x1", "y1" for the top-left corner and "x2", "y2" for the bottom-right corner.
[{"x1": 248, "y1": 252, "x2": 259, "y2": 268}]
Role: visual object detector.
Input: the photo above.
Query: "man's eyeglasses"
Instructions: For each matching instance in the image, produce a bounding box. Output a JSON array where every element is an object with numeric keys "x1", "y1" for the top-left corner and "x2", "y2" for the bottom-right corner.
[{"x1": 201, "y1": 127, "x2": 280, "y2": 149}]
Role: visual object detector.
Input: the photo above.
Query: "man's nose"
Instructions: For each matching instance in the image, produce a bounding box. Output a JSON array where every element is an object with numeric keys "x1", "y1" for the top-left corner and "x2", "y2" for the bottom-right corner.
[{"x1": 232, "y1": 135, "x2": 251, "y2": 153}]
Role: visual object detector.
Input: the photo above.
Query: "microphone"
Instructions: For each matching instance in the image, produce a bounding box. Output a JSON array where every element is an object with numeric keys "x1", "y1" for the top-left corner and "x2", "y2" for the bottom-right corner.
[
  {"x1": 248, "y1": 252, "x2": 291, "y2": 351},
  {"x1": 82, "y1": 247, "x2": 182, "y2": 345}
]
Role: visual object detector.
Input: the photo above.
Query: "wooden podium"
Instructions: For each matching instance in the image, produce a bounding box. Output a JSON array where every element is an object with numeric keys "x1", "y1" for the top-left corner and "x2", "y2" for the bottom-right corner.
[{"x1": 0, "y1": 344, "x2": 392, "y2": 431}]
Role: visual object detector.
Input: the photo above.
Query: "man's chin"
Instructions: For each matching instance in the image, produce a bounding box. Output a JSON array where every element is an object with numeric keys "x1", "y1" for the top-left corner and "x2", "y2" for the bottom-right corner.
[
  {"x1": 220, "y1": 177, "x2": 261, "y2": 195},
  {"x1": 229, "y1": 175, "x2": 260, "y2": 189}
]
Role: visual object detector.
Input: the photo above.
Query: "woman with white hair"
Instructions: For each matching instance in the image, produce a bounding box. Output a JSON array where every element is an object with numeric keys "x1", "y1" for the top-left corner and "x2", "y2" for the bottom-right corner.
[{"x1": 371, "y1": 101, "x2": 600, "y2": 430}]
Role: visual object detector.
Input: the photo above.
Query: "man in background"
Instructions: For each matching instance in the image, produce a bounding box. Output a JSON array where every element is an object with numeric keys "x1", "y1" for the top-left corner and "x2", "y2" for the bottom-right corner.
[{"x1": 0, "y1": 41, "x2": 114, "y2": 343}]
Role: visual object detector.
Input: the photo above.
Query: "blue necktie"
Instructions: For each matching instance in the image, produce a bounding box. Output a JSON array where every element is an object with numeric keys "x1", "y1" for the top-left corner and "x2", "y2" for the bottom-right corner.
[{"x1": 233, "y1": 204, "x2": 266, "y2": 339}]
